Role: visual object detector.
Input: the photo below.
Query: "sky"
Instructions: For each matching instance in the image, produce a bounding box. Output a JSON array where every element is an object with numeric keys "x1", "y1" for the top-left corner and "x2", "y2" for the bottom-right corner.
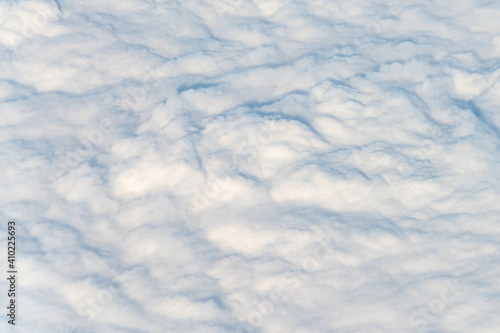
[{"x1": 0, "y1": 0, "x2": 500, "y2": 332}]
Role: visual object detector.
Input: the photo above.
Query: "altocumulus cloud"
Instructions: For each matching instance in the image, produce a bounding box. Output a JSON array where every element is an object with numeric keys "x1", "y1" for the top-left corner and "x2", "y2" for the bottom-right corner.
[{"x1": 0, "y1": 0, "x2": 500, "y2": 332}]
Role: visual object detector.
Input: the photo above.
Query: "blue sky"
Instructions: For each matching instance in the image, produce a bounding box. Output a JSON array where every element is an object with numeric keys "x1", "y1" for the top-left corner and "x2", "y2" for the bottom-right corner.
[{"x1": 1, "y1": 0, "x2": 500, "y2": 332}]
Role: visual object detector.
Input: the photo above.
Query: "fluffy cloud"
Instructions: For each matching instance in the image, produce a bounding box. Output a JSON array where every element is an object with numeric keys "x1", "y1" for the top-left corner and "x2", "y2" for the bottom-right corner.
[{"x1": 1, "y1": 0, "x2": 499, "y2": 332}]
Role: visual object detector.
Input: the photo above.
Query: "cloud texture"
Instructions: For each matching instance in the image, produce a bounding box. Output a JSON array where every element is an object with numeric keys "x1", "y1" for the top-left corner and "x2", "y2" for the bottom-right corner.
[{"x1": 1, "y1": 0, "x2": 500, "y2": 332}]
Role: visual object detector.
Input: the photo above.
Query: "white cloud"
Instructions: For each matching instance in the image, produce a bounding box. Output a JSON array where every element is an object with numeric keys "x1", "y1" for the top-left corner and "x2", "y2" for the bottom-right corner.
[{"x1": 1, "y1": 0, "x2": 500, "y2": 332}]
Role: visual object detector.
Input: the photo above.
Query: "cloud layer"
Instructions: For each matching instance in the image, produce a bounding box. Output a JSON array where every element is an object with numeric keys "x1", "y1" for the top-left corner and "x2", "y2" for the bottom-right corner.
[{"x1": 1, "y1": 0, "x2": 500, "y2": 332}]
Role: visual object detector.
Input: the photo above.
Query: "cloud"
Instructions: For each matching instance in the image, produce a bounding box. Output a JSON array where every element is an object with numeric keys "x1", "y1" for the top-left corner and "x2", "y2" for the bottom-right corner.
[{"x1": 1, "y1": 0, "x2": 500, "y2": 332}]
